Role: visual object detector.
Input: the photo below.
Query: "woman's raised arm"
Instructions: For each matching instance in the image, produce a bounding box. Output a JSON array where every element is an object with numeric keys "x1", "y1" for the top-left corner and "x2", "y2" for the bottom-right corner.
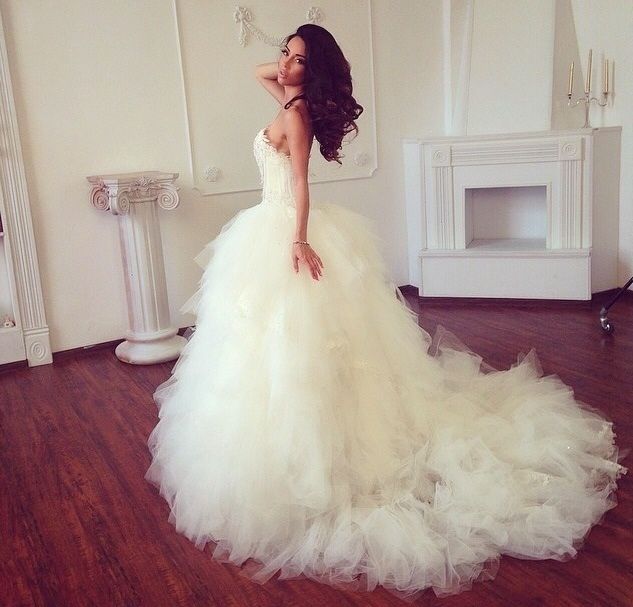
[{"x1": 255, "y1": 62, "x2": 284, "y2": 105}]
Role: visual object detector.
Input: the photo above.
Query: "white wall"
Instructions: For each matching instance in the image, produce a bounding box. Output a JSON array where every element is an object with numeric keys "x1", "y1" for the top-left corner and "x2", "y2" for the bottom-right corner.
[
  {"x1": 1, "y1": 0, "x2": 630, "y2": 354},
  {"x1": 467, "y1": 0, "x2": 554, "y2": 135},
  {"x1": 1, "y1": 1, "x2": 191, "y2": 351},
  {"x1": 0, "y1": 0, "x2": 443, "y2": 353},
  {"x1": 570, "y1": 0, "x2": 633, "y2": 292},
  {"x1": 448, "y1": 0, "x2": 632, "y2": 287},
  {"x1": 550, "y1": 0, "x2": 585, "y2": 129}
]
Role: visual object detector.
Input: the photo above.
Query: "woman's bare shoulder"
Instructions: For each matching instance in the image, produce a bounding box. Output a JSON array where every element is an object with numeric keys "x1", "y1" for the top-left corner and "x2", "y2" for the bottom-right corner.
[{"x1": 284, "y1": 103, "x2": 312, "y2": 138}]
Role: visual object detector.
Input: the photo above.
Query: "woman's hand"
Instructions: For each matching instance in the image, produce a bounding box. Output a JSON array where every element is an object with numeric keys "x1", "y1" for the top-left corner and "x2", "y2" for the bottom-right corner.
[{"x1": 292, "y1": 242, "x2": 323, "y2": 280}]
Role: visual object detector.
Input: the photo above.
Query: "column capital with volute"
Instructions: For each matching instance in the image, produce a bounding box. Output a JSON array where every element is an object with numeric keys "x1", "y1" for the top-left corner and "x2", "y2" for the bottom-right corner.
[{"x1": 87, "y1": 171, "x2": 180, "y2": 215}]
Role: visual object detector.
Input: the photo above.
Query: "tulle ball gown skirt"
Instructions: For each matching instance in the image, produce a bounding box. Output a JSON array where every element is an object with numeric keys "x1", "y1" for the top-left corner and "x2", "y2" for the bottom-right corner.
[{"x1": 144, "y1": 128, "x2": 627, "y2": 600}]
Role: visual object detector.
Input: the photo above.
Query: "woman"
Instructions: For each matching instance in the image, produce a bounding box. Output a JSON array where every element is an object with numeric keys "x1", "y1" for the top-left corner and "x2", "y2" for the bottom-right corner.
[
  {"x1": 255, "y1": 24, "x2": 364, "y2": 283},
  {"x1": 145, "y1": 24, "x2": 627, "y2": 600}
]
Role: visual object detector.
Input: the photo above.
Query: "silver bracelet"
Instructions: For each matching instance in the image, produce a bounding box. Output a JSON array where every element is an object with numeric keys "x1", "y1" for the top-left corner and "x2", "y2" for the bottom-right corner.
[{"x1": 293, "y1": 240, "x2": 309, "y2": 245}]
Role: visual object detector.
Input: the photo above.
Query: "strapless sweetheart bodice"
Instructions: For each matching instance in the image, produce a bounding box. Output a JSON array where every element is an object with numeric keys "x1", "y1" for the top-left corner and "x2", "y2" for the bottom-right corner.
[{"x1": 253, "y1": 127, "x2": 295, "y2": 207}]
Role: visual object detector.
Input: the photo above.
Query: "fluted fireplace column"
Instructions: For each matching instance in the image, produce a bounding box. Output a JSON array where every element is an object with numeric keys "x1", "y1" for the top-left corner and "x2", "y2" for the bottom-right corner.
[{"x1": 87, "y1": 171, "x2": 186, "y2": 364}]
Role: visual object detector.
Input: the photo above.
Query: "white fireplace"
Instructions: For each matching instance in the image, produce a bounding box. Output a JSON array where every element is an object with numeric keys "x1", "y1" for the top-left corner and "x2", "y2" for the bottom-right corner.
[
  {"x1": 464, "y1": 185, "x2": 547, "y2": 247},
  {"x1": 403, "y1": 127, "x2": 621, "y2": 300}
]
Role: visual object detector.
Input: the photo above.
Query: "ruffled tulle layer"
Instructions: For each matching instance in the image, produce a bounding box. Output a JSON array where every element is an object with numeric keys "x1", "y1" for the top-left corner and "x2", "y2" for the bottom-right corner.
[{"x1": 145, "y1": 199, "x2": 627, "y2": 600}]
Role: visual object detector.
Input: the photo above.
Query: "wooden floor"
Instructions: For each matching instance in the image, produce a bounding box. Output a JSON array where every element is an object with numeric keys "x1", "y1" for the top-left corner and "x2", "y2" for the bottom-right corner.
[{"x1": 1, "y1": 290, "x2": 632, "y2": 607}]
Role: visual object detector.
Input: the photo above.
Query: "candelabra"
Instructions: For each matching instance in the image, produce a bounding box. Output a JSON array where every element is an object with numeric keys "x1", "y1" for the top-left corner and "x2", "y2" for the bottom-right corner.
[
  {"x1": 567, "y1": 90, "x2": 609, "y2": 129},
  {"x1": 567, "y1": 49, "x2": 610, "y2": 128}
]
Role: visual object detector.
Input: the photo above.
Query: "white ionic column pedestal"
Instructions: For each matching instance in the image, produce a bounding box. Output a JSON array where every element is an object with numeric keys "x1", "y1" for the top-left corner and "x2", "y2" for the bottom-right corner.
[{"x1": 87, "y1": 171, "x2": 186, "y2": 364}]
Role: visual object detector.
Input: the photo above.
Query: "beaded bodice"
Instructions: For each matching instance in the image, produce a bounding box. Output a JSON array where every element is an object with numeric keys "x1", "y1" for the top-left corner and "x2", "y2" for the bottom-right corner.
[{"x1": 253, "y1": 127, "x2": 295, "y2": 208}]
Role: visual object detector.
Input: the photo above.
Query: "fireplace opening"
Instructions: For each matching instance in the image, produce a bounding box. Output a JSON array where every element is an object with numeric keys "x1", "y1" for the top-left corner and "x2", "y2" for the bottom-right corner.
[{"x1": 464, "y1": 185, "x2": 548, "y2": 250}]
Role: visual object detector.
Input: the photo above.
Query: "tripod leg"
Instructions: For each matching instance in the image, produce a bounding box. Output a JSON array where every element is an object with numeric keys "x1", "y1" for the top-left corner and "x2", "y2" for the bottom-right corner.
[{"x1": 599, "y1": 275, "x2": 633, "y2": 333}]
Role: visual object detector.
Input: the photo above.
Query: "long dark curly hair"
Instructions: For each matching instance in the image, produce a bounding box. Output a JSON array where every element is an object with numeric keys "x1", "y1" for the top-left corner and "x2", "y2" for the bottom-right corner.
[{"x1": 282, "y1": 24, "x2": 364, "y2": 164}]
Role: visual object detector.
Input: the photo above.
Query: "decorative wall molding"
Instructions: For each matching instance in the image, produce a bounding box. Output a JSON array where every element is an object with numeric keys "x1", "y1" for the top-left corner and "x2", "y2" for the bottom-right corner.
[
  {"x1": 442, "y1": 0, "x2": 452, "y2": 134},
  {"x1": 452, "y1": 0, "x2": 474, "y2": 135},
  {"x1": 234, "y1": 5, "x2": 323, "y2": 47},
  {"x1": 450, "y1": 141, "x2": 559, "y2": 166},
  {"x1": 432, "y1": 167, "x2": 455, "y2": 249},
  {"x1": 558, "y1": 137, "x2": 583, "y2": 161},
  {"x1": 0, "y1": 6, "x2": 52, "y2": 366},
  {"x1": 173, "y1": 0, "x2": 377, "y2": 197},
  {"x1": 443, "y1": 0, "x2": 474, "y2": 136},
  {"x1": 559, "y1": 158, "x2": 583, "y2": 248},
  {"x1": 432, "y1": 135, "x2": 585, "y2": 167},
  {"x1": 354, "y1": 151, "x2": 369, "y2": 166},
  {"x1": 430, "y1": 144, "x2": 451, "y2": 167},
  {"x1": 204, "y1": 166, "x2": 222, "y2": 182}
]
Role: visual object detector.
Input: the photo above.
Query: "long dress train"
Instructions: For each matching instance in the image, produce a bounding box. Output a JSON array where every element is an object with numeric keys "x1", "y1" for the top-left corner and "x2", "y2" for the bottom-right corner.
[{"x1": 144, "y1": 126, "x2": 628, "y2": 601}]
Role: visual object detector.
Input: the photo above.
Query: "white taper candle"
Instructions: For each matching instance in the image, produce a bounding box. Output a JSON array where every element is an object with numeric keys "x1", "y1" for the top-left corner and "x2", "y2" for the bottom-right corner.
[{"x1": 585, "y1": 49, "x2": 593, "y2": 93}]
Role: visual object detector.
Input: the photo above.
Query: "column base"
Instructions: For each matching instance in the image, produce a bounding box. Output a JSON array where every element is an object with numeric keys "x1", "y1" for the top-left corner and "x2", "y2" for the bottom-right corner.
[{"x1": 115, "y1": 328, "x2": 187, "y2": 365}]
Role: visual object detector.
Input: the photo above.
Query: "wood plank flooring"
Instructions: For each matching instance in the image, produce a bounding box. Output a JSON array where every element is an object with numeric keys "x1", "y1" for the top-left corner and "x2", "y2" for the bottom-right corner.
[{"x1": 1, "y1": 290, "x2": 631, "y2": 607}]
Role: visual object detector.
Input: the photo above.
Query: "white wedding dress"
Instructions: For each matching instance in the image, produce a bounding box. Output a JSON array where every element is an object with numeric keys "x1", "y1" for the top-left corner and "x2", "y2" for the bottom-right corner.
[{"x1": 145, "y1": 126, "x2": 627, "y2": 600}]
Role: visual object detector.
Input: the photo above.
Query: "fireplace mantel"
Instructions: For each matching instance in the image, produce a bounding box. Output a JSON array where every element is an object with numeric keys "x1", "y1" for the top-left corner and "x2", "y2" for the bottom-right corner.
[{"x1": 402, "y1": 127, "x2": 621, "y2": 300}]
